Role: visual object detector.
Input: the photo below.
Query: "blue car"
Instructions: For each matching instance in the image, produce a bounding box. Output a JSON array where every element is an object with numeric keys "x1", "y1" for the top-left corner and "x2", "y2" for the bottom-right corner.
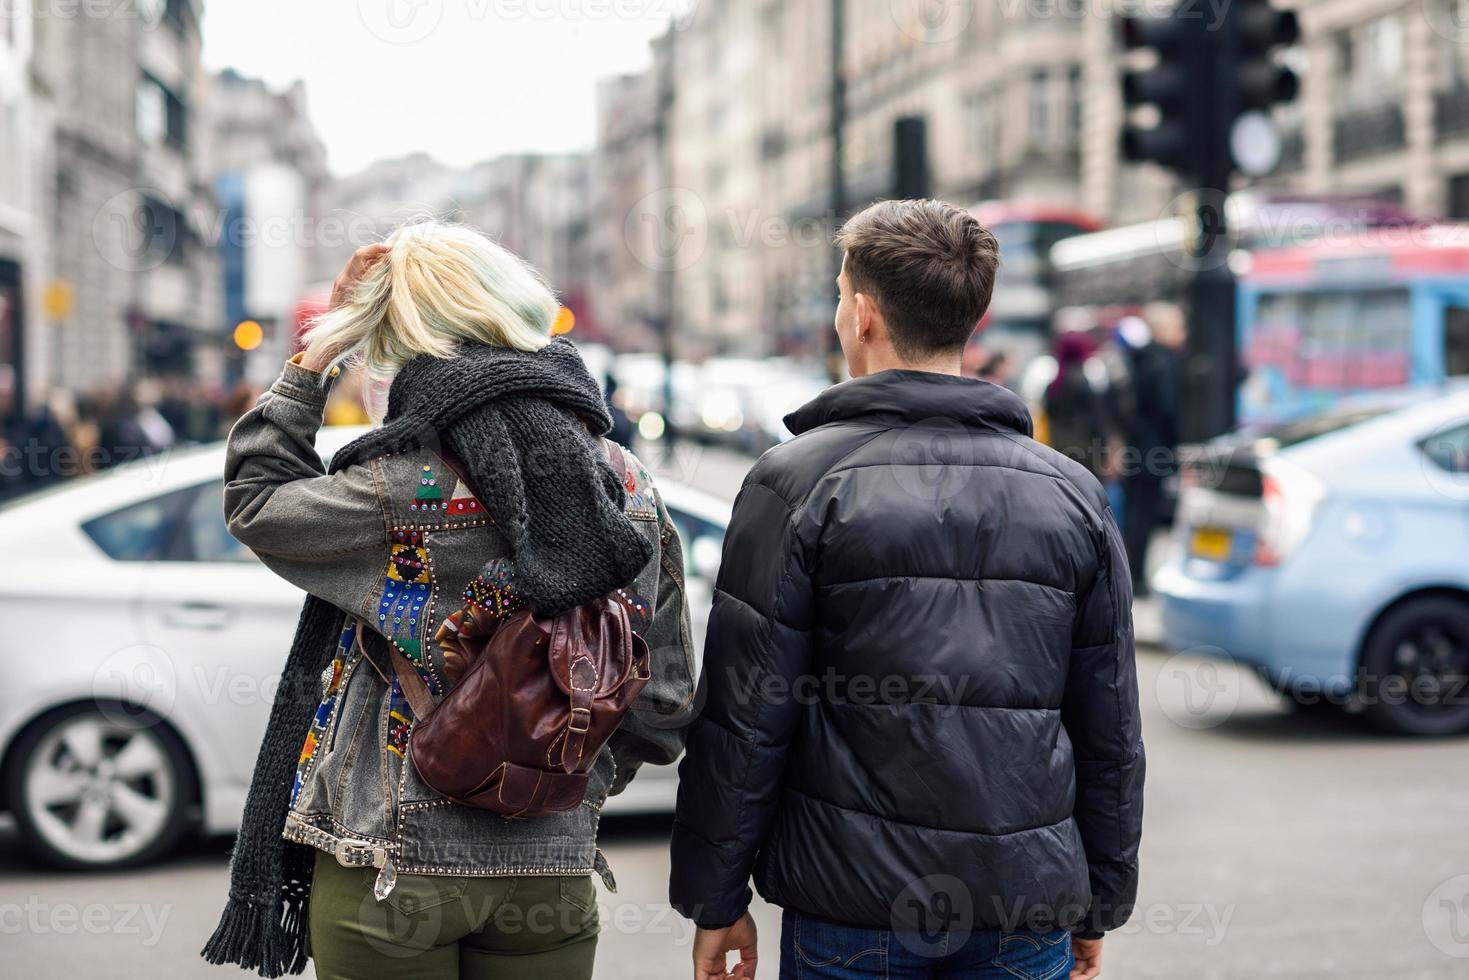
[{"x1": 1154, "y1": 383, "x2": 1469, "y2": 735}]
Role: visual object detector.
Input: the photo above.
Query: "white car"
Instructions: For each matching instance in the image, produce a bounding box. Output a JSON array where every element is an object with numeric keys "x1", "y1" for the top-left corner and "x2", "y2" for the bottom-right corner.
[{"x1": 0, "y1": 426, "x2": 729, "y2": 870}]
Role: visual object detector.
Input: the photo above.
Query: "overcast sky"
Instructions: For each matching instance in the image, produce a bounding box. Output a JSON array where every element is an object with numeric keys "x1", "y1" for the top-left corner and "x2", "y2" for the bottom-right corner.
[{"x1": 202, "y1": 0, "x2": 678, "y2": 176}]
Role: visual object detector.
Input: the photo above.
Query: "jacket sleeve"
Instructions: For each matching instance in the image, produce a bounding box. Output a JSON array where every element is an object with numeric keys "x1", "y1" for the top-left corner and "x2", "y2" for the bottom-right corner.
[
  {"x1": 609, "y1": 503, "x2": 697, "y2": 793},
  {"x1": 223, "y1": 360, "x2": 388, "y2": 620},
  {"x1": 1064, "y1": 505, "x2": 1145, "y2": 938},
  {"x1": 669, "y1": 478, "x2": 814, "y2": 929}
]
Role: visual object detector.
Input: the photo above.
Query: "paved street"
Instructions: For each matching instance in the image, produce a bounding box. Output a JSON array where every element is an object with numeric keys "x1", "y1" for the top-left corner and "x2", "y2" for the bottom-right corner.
[{"x1": 2, "y1": 446, "x2": 1467, "y2": 978}]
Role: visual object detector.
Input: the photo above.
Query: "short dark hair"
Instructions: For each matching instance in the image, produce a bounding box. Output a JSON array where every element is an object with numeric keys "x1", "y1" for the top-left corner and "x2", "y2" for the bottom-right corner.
[{"x1": 836, "y1": 199, "x2": 1000, "y2": 359}]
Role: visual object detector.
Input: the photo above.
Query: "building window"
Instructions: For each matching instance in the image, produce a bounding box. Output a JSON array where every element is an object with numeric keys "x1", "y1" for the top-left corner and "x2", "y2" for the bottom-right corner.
[
  {"x1": 967, "y1": 89, "x2": 999, "y2": 163},
  {"x1": 140, "y1": 195, "x2": 188, "y2": 266},
  {"x1": 1337, "y1": 15, "x2": 1405, "y2": 108},
  {"x1": 1451, "y1": 174, "x2": 1469, "y2": 220},
  {"x1": 137, "y1": 74, "x2": 188, "y2": 149},
  {"x1": 1029, "y1": 69, "x2": 1051, "y2": 149},
  {"x1": 1067, "y1": 65, "x2": 1083, "y2": 148}
]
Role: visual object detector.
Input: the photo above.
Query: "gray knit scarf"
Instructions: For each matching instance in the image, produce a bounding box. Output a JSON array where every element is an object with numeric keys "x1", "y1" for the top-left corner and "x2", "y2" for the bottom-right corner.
[{"x1": 202, "y1": 338, "x2": 652, "y2": 976}]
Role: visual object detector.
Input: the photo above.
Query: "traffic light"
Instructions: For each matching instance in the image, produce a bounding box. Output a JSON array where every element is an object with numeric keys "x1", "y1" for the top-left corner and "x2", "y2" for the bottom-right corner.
[
  {"x1": 1118, "y1": 0, "x2": 1300, "y2": 182},
  {"x1": 1222, "y1": 0, "x2": 1300, "y2": 177},
  {"x1": 1118, "y1": 7, "x2": 1200, "y2": 175},
  {"x1": 1229, "y1": 1, "x2": 1300, "y2": 111},
  {"x1": 893, "y1": 116, "x2": 930, "y2": 200}
]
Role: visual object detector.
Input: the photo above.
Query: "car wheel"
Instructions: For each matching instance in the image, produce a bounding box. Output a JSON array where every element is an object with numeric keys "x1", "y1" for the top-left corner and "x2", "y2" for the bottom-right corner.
[
  {"x1": 1359, "y1": 597, "x2": 1469, "y2": 737},
  {"x1": 5, "y1": 705, "x2": 194, "y2": 869}
]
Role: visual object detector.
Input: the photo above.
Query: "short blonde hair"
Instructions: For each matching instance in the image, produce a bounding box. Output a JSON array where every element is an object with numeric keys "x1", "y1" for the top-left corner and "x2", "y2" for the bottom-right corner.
[{"x1": 303, "y1": 221, "x2": 558, "y2": 381}]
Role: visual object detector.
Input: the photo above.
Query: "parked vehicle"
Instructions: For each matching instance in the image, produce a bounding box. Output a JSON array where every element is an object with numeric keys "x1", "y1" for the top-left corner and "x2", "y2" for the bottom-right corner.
[
  {"x1": 0, "y1": 427, "x2": 728, "y2": 869},
  {"x1": 1155, "y1": 383, "x2": 1469, "y2": 735}
]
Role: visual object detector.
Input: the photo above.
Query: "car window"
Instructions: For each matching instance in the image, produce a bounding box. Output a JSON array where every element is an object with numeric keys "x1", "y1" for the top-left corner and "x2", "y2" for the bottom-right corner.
[
  {"x1": 175, "y1": 480, "x2": 259, "y2": 563},
  {"x1": 81, "y1": 487, "x2": 194, "y2": 561},
  {"x1": 666, "y1": 505, "x2": 726, "y2": 583},
  {"x1": 1422, "y1": 423, "x2": 1469, "y2": 475}
]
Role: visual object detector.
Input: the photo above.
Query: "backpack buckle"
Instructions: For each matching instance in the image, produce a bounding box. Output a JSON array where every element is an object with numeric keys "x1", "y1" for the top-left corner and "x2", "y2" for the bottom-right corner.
[{"x1": 568, "y1": 707, "x2": 592, "y2": 733}]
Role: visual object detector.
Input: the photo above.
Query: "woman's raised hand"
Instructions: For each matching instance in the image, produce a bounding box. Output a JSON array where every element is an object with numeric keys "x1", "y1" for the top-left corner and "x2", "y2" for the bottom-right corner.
[{"x1": 330, "y1": 243, "x2": 391, "y2": 311}]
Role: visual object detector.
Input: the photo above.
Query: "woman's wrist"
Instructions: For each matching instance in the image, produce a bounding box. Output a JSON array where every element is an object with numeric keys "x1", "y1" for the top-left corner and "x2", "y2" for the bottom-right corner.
[{"x1": 294, "y1": 349, "x2": 338, "y2": 375}]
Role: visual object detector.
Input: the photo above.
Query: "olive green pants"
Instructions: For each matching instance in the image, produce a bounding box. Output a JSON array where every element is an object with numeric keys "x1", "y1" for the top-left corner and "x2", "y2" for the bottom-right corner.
[{"x1": 309, "y1": 850, "x2": 599, "y2": 980}]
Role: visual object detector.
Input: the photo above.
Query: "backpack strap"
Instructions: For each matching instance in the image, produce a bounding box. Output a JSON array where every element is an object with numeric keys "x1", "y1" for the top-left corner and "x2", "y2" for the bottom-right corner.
[{"x1": 358, "y1": 623, "x2": 437, "y2": 720}]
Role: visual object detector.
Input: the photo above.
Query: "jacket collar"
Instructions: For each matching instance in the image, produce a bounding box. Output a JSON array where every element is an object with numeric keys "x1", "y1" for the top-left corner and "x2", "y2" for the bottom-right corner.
[{"x1": 784, "y1": 370, "x2": 1034, "y2": 438}]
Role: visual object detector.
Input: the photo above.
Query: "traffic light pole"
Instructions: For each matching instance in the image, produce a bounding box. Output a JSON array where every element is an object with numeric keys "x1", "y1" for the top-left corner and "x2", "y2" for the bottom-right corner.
[
  {"x1": 1186, "y1": 196, "x2": 1239, "y2": 443},
  {"x1": 1121, "y1": 0, "x2": 1299, "y2": 442}
]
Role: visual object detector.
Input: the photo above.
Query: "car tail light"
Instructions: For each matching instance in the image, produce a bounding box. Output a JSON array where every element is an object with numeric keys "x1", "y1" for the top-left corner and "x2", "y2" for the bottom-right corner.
[{"x1": 1254, "y1": 459, "x2": 1326, "y2": 567}]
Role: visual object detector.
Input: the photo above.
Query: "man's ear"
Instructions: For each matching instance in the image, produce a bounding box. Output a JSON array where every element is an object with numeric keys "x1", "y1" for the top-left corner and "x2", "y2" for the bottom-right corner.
[{"x1": 854, "y1": 291, "x2": 882, "y2": 344}]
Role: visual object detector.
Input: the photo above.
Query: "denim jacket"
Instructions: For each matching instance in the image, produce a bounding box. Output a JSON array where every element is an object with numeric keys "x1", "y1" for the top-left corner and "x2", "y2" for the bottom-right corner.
[{"x1": 224, "y1": 361, "x2": 695, "y2": 893}]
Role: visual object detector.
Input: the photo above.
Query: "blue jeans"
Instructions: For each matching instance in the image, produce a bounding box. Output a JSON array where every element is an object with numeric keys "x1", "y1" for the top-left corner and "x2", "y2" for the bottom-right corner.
[{"x1": 779, "y1": 911, "x2": 1073, "y2": 980}]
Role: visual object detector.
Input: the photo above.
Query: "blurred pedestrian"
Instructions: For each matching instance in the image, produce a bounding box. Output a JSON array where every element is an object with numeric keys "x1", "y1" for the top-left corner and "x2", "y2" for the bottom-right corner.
[
  {"x1": 603, "y1": 372, "x2": 636, "y2": 447},
  {"x1": 1043, "y1": 327, "x2": 1117, "y2": 480},
  {"x1": 1123, "y1": 302, "x2": 1187, "y2": 595},
  {"x1": 671, "y1": 200, "x2": 1143, "y2": 980},
  {"x1": 219, "y1": 380, "x2": 264, "y2": 438},
  {"x1": 204, "y1": 226, "x2": 694, "y2": 980}
]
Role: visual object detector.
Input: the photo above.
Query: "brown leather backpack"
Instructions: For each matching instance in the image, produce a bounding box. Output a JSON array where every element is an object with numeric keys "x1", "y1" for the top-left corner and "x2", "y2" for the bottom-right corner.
[{"x1": 382, "y1": 441, "x2": 652, "y2": 818}]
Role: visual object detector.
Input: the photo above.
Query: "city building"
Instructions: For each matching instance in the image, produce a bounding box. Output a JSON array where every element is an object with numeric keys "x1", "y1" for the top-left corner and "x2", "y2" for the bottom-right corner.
[
  {"x1": 28, "y1": 0, "x2": 221, "y2": 397},
  {"x1": 588, "y1": 70, "x2": 661, "y2": 352},
  {"x1": 0, "y1": 6, "x2": 35, "y2": 411},
  {"x1": 321, "y1": 152, "x2": 596, "y2": 339},
  {"x1": 206, "y1": 69, "x2": 330, "y2": 381},
  {"x1": 587, "y1": 0, "x2": 1469, "y2": 360}
]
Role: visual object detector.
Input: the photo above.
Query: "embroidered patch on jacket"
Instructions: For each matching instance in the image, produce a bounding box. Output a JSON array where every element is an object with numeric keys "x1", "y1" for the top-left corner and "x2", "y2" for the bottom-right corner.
[
  {"x1": 291, "y1": 625, "x2": 353, "y2": 805},
  {"x1": 447, "y1": 478, "x2": 483, "y2": 517},
  {"x1": 621, "y1": 453, "x2": 659, "y2": 514},
  {"x1": 614, "y1": 588, "x2": 652, "y2": 635},
  {"x1": 386, "y1": 677, "x2": 413, "y2": 758},
  {"x1": 380, "y1": 554, "x2": 429, "y2": 642},
  {"x1": 462, "y1": 557, "x2": 526, "y2": 621},
  {"x1": 409, "y1": 464, "x2": 446, "y2": 515}
]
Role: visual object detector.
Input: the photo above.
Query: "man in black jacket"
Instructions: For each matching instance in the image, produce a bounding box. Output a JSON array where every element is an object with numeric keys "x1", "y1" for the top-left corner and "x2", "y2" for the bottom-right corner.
[{"x1": 670, "y1": 200, "x2": 1144, "y2": 980}]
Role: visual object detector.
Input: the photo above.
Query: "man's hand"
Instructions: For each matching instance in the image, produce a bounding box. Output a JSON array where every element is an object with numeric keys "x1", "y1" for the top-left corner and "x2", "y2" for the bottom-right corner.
[
  {"x1": 329, "y1": 242, "x2": 390, "y2": 310},
  {"x1": 692, "y1": 912, "x2": 758, "y2": 980},
  {"x1": 1071, "y1": 935, "x2": 1102, "y2": 979}
]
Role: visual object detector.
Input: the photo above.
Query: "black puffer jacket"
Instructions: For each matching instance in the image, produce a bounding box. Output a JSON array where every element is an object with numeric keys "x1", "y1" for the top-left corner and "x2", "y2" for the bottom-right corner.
[{"x1": 670, "y1": 370, "x2": 1144, "y2": 938}]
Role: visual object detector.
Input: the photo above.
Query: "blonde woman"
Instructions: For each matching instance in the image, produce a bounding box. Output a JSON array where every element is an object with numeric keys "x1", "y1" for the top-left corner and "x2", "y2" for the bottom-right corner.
[{"x1": 202, "y1": 224, "x2": 695, "y2": 979}]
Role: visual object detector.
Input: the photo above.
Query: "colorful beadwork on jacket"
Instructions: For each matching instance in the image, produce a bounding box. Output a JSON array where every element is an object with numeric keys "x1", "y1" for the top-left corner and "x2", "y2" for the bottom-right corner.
[
  {"x1": 614, "y1": 587, "x2": 652, "y2": 635},
  {"x1": 448, "y1": 478, "x2": 483, "y2": 517},
  {"x1": 462, "y1": 557, "x2": 525, "y2": 621},
  {"x1": 621, "y1": 453, "x2": 658, "y2": 514},
  {"x1": 409, "y1": 464, "x2": 445, "y2": 515},
  {"x1": 386, "y1": 677, "x2": 412, "y2": 758},
  {"x1": 291, "y1": 625, "x2": 352, "y2": 805}
]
